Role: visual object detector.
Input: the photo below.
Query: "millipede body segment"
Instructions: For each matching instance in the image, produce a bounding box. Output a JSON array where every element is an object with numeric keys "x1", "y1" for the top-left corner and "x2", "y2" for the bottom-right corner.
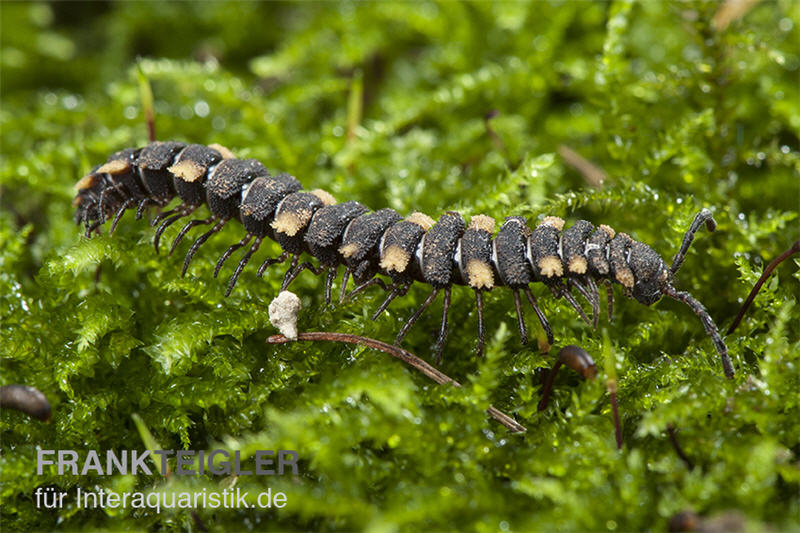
[{"x1": 73, "y1": 141, "x2": 734, "y2": 378}]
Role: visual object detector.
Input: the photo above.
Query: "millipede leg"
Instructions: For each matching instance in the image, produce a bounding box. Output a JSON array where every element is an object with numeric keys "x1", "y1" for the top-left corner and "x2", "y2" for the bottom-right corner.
[
  {"x1": 287, "y1": 262, "x2": 326, "y2": 284},
  {"x1": 348, "y1": 277, "x2": 391, "y2": 300},
  {"x1": 512, "y1": 289, "x2": 528, "y2": 345},
  {"x1": 109, "y1": 197, "x2": 137, "y2": 237},
  {"x1": 82, "y1": 203, "x2": 93, "y2": 234},
  {"x1": 671, "y1": 208, "x2": 716, "y2": 275},
  {"x1": 584, "y1": 277, "x2": 601, "y2": 329},
  {"x1": 81, "y1": 195, "x2": 101, "y2": 234},
  {"x1": 135, "y1": 198, "x2": 153, "y2": 220},
  {"x1": 395, "y1": 289, "x2": 440, "y2": 346},
  {"x1": 555, "y1": 284, "x2": 591, "y2": 326},
  {"x1": 215, "y1": 234, "x2": 252, "y2": 277},
  {"x1": 326, "y1": 269, "x2": 338, "y2": 304},
  {"x1": 257, "y1": 251, "x2": 289, "y2": 278},
  {"x1": 97, "y1": 187, "x2": 111, "y2": 222},
  {"x1": 154, "y1": 210, "x2": 192, "y2": 254},
  {"x1": 662, "y1": 284, "x2": 733, "y2": 379},
  {"x1": 338, "y1": 267, "x2": 352, "y2": 304},
  {"x1": 151, "y1": 204, "x2": 185, "y2": 227},
  {"x1": 474, "y1": 289, "x2": 485, "y2": 358},
  {"x1": 434, "y1": 287, "x2": 451, "y2": 365},
  {"x1": 522, "y1": 287, "x2": 554, "y2": 345},
  {"x1": 225, "y1": 238, "x2": 262, "y2": 297},
  {"x1": 98, "y1": 182, "x2": 125, "y2": 224},
  {"x1": 181, "y1": 218, "x2": 228, "y2": 277},
  {"x1": 86, "y1": 219, "x2": 103, "y2": 237},
  {"x1": 281, "y1": 254, "x2": 300, "y2": 291},
  {"x1": 169, "y1": 216, "x2": 214, "y2": 256},
  {"x1": 569, "y1": 278, "x2": 598, "y2": 329},
  {"x1": 371, "y1": 284, "x2": 408, "y2": 320}
]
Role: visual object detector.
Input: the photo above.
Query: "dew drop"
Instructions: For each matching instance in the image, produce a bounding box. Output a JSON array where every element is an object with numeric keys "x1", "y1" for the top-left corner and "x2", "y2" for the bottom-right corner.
[{"x1": 194, "y1": 100, "x2": 210, "y2": 118}]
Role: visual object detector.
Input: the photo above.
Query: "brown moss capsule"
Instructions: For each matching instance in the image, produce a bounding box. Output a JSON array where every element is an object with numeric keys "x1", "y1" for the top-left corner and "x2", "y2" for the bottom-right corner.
[{"x1": 0, "y1": 385, "x2": 51, "y2": 421}]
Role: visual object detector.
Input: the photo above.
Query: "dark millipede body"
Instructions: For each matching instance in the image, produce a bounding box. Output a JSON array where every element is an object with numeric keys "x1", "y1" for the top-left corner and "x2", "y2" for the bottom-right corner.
[{"x1": 73, "y1": 141, "x2": 734, "y2": 378}]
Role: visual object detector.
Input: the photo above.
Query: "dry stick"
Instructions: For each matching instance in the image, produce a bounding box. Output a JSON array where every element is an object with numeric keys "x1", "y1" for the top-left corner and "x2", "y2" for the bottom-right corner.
[
  {"x1": 712, "y1": 0, "x2": 759, "y2": 31},
  {"x1": 557, "y1": 145, "x2": 607, "y2": 189},
  {"x1": 727, "y1": 238, "x2": 800, "y2": 335},
  {"x1": 666, "y1": 424, "x2": 694, "y2": 470},
  {"x1": 137, "y1": 60, "x2": 156, "y2": 142},
  {"x1": 346, "y1": 69, "x2": 363, "y2": 144},
  {"x1": 266, "y1": 332, "x2": 527, "y2": 433}
]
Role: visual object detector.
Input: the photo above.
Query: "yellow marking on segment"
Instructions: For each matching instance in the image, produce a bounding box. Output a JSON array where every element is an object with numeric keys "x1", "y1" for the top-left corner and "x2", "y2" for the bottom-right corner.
[
  {"x1": 311, "y1": 189, "x2": 337, "y2": 206},
  {"x1": 599, "y1": 224, "x2": 615, "y2": 238},
  {"x1": 208, "y1": 144, "x2": 236, "y2": 159},
  {"x1": 75, "y1": 174, "x2": 98, "y2": 191},
  {"x1": 168, "y1": 160, "x2": 205, "y2": 183},
  {"x1": 339, "y1": 243, "x2": 359, "y2": 258},
  {"x1": 568, "y1": 256, "x2": 588, "y2": 274},
  {"x1": 540, "y1": 216, "x2": 565, "y2": 231},
  {"x1": 466, "y1": 259, "x2": 494, "y2": 289},
  {"x1": 380, "y1": 245, "x2": 411, "y2": 273},
  {"x1": 272, "y1": 211, "x2": 309, "y2": 236},
  {"x1": 538, "y1": 256, "x2": 563, "y2": 278},
  {"x1": 616, "y1": 268, "x2": 635, "y2": 288},
  {"x1": 97, "y1": 159, "x2": 130, "y2": 175},
  {"x1": 468, "y1": 215, "x2": 495, "y2": 233},
  {"x1": 406, "y1": 212, "x2": 434, "y2": 230}
]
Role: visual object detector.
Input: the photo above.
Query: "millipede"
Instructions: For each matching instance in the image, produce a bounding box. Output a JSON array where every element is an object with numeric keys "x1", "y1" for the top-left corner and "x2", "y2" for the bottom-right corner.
[{"x1": 73, "y1": 141, "x2": 734, "y2": 378}]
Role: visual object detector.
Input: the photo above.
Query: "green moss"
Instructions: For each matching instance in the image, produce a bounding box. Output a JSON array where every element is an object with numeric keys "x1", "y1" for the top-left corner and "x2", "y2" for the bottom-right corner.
[{"x1": 1, "y1": 2, "x2": 798, "y2": 531}]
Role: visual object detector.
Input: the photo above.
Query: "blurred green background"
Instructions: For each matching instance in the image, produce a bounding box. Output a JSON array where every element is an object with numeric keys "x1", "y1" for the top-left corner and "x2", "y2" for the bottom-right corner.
[{"x1": 1, "y1": 1, "x2": 798, "y2": 531}]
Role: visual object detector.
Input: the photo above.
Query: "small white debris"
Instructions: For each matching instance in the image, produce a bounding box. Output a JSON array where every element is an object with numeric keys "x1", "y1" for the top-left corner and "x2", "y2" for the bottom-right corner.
[{"x1": 268, "y1": 291, "x2": 302, "y2": 340}]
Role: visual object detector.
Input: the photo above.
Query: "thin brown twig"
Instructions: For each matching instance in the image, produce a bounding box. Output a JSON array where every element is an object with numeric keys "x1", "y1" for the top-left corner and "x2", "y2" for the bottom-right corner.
[
  {"x1": 667, "y1": 424, "x2": 694, "y2": 470},
  {"x1": 557, "y1": 145, "x2": 606, "y2": 189},
  {"x1": 136, "y1": 59, "x2": 156, "y2": 142},
  {"x1": 727, "y1": 239, "x2": 800, "y2": 335},
  {"x1": 712, "y1": 0, "x2": 759, "y2": 32},
  {"x1": 266, "y1": 332, "x2": 526, "y2": 433}
]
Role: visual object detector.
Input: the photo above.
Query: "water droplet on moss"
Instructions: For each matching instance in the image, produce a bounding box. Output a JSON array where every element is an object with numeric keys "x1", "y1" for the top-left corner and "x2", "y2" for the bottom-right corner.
[
  {"x1": 62, "y1": 95, "x2": 78, "y2": 110},
  {"x1": 194, "y1": 100, "x2": 209, "y2": 117}
]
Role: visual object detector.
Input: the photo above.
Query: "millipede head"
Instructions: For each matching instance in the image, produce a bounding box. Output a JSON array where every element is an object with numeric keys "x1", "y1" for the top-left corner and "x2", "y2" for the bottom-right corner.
[{"x1": 628, "y1": 241, "x2": 671, "y2": 306}]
